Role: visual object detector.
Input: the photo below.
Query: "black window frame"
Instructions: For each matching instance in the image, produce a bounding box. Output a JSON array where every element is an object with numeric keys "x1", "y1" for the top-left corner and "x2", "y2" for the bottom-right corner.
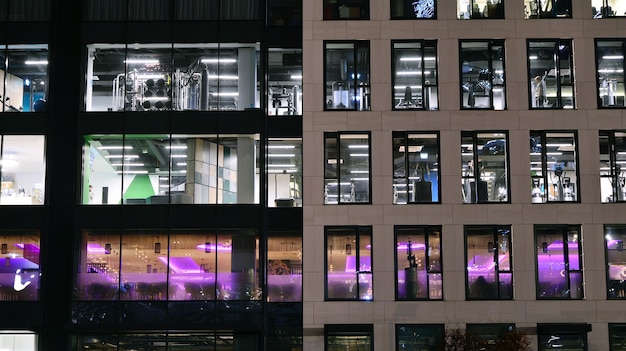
[
  {"x1": 390, "y1": 0, "x2": 437, "y2": 19},
  {"x1": 599, "y1": 130, "x2": 626, "y2": 203},
  {"x1": 457, "y1": 0, "x2": 504, "y2": 19},
  {"x1": 604, "y1": 225, "x2": 626, "y2": 300},
  {"x1": 324, "y1": 131, "x2": 372, "y2": 205},
  {"x1": 527, "y1": 39, "x2": 575, "y2": 110},
  {"x1": 464, "y1": 225, "x2": 513, "y2": 301},
  {"x1": 323, "y1": 40, "x2": 371, "y2": 111},
  {"x1": 325, "y1": 324, "x2": 374, "y2": 351},
  {"x1": 459, "y1": 39, "x2": 507, "y2": 110},
  {"x1": 537, "y1": 324, "x2": 591, "y2": 351},
  {"x1": 391, "y1": 40, "x2": 439, "y2": 111},
  {"x1": 524, "y1": 0, "x2": 572, "y2": 19},
  {"x1": 595, "y1": 39, "x2": 626, "y2": 109},
  {"x1": 609, "y1": 323, "x2": 626, "y2": 351},
  {"x1": 392, "y1": 131, "x2": 441, "y2": 204}
]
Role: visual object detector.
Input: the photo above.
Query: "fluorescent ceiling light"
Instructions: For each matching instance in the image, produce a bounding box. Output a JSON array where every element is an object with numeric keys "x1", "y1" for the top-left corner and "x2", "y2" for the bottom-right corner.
[
  {"x1": 110, "y1": 163, "x2": 144, "y2": 166},
  {"x1": 25, "y1": 60, "x2": 48, "y2": 65},
  {"x1": 268, "y1": 164, "x2": 296, "y2": 167},
  {"x1": 350, "y1": 170, "x2": 369, "y2": 174},
  {"x1": 397, "y1": 71, "x2": 422, "y2": 76},
  {"x1": 125, "y1": 59, "x2": 159, "y2": 64},
  {"x1": 350, "y1": 153, "x2": 369, "y2": 157},
  {"x1": 210, "y1": 92, "x2": 238, "y2": 96},
  {"x1": 176, "y1": 162, "x2": 186, "y2": 166},
  {"x1": 207, "y1": 74, "x2": 238, "y2": 80},
  {"x1": 167, "y1": 145, "x2": 188, "y2": 149},
  {"x1": 268, "y1": 169, "x2": 298, "y2": 173},
  {"x1": 529, "y1": 55, "x2": 538, "y2": 60},
  {"x1": 268, "y1": 145, "x2": 296, "y2": 149},
  {"x1": 348, "y1": 145, "x2": 369, "y2": 149},
  {"x1": 603, "y1": 55, "x2": 624, "y2": 59},
  {"x1": 171, "y1": 154, "x2": 186, "y2": 158},
  {"x1": 98, "y1": 146, "x2": 132, "y2": 150},
  {"x1": 104, "y1": 155, "x2": 139, "y2": 159},
  {"x1": 291, "y1": 74, "x2": 302, "y2": 80},
  {"x1": 398, "y1": 145, "x2": 423, "y2": 152},
  {"x1": 394, "y1": 85, "x2": 421, "y2": 89},
  {"x1": 268, "y1": 154, "x2": 295, "y2": 157},
  {"x1": 201, "y1": 58, "x2": 236, "y2": 63},
  {"x1": 350, "y1": 177, "x2": 369, "y2": 181},
  {"x1": 116, "y1": 170, "x2": 149, "y2": 174}
]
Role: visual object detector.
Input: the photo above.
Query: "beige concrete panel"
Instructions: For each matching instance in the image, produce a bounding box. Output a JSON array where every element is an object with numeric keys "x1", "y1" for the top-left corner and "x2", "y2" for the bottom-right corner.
[
  {"x1": 518, "y1": 110, "x2": 556, "y2": 130},
  {"x1": 441, "y1": 175, "x2": 460, "y2": 204},
  {"x1": 377, "y1": 176, "x2": 394, "y2": 205},
  {"x1": 597, "y1": 301, "x2": 626, "y2": 322},
  {"x1": 524, "y1": 301, "x2": 563, "y2": 322},
  {"x1": 584, "y1": 268, "x2": 607, "y2": 301},
  {"x1": 303, "y1": 206, "x2": 315, "y2": 226},
  {"x1": 488, "y1": 301, "x2": 529, "y2": 322},
  {"x1": 303, "y1": 176, "x2": 323, "y2": 206},
  {"x1": 448, "y1": 21, "x2": 483, "y2": 39},
  {"x1": 414, "y1": 301, "x2": 450, "y2": 322},
  {"x1": 452, "y1": 204, "x2": 491, "y2": 223},
  {"x1": 482, "y1": 20, "x2": 516, "y2": 38},
  {"x1": 381, "y1": 110, "x2": 419, "y2": 131},
  {"x1": 439, "y1": 130, "x2": 459, "y2": 174},
  {"x1": 312, "y1": 301, "x2": 351, "y2": 324},
  {"x1": 506, "y1": 2, "x2": 524, "y2": 20},
  {"x1": 505, "y1": 83, "x2": 531, "y2": 111},
  {"x1": 371, "y1": 130, "x2": 387, "y2": 173},
  {"x1": 588, "y1": 324, "x2": 610, "y2": 351},
  {"x1": 303, "y1": 131, "x2": 324, "y2": 176},
  {"x1": 371, "y1": 39, "x2": 391, "y2": 83},
  {"x1": 571, "y1": 0, "x2": 588, "y2": 20},
  {"x1": 302, "y1": 0, "x2": 322, "y2": 21},
  {"x1": 372, "y1": 83, "x2": 391, "y2": 112},
  {"x1": 438, "y1": 83, "x2": 461, "y2": 111},
  {"x1": 312, "y1": 21, "x2": 347, "y2": 40},
  {"x1": 486, "y1": 204, "x2": 524, "y2": 224},
  {"x1": 382, "y1": 204, "x2": 420, "y2": 224},
  {"x1": 619, "y1": 19, "x2": 626, "y2": 36},
  {"x1": 381, "y1": 21, "x2": 416, "y2": 40},
  {"x1": 436, "y1": 39, "x2": 459, "y2": 84},
  {"x1": 437, "y1": 1, "x2": 458, "y2": 20},
  {"x1": 581, "y1": 223, "x2": 605, "y2": 270},
  {"x1": 374, "y1": 324, "x2": 394, "y2": 351},
  {"x1": 513, "y1": 270, "x2": 539, "y2": 301},
  {"x1": 576, "y1": 82, "x2": 601, "y2": 111},
  {"x1": 555, "y1": 204, "x2": 593, "y2": 223},
  {"x1": 509, "y1": 129, "x2": 530, "y2": 176},
  {"x1": 572, "y1": 37, "x2": 596, "y2": 83},
  {"x1": 302, "y1": 85, "x2": 324, "y2": 115},
  {"x1": 577, "y1": 128, "x2": 599, "y2": 175},
  {"x1": 521, "y1": 204, "x2": 559, "y2": 223},
  {"x1": 504, "y1": 39, "x2": 531, "y2": 84},
  {"x1": 413, "y1": 20, "x2": 451, "y2": 39},
  {"x1": 450, "y1": 110, "x2": 486, "y2": 130},
  {"x1": 515, "y1": 19, "x2": 551, "y2": 37},
  {"x1": 373, "y1": 223, "x2": 395, "y2": 272},
  {"x1": 302, "y1": 21, "x2": 314, "y2": 41},
  {"x1": 583, "y1": 18, "x2": 618, "y2": 37},
  {"x1": 348, "y1": 302, "x2": 387, "y2": 323},
  {"x1": 511, "y1": 175, "x2": 531, "y2": 205},
  {"x1": 416, "y1": 111, "x2": 452, "y2": 131},
  {"x1": 369, "y1": 0, "x2": 387, "y2": 21},
  {"x1": 587, "y1": 109, "x2": 625, "y2": 130},
  {"x1": 483, "y1": 110, "x2": 520, "y2": 130},
  {"x1": 416, "y1": 205, "x2": 455, "y2": 224},
  {"x1": 303, "y1": 40, "x2": 324, "y2": 85},
  {"x1": 591, "y1": 203, "x2": 626, "y2": 223},
  {"x1": 549, "y1": 19, "x2": 584, "y2": 38},
  {"x1": 553, "y1": 109, "x2": 588, "y2": 130},
  {"x1": 302, "y1": 336, "x2": 324, "y2": 351},
  {"x1": 384, "y1": 301, "x2": 421, "y2": 322},
  {"x1": 303, "y1": 225, "x2": 325, "y2": 273},
  {"x1": 561, "y1": 301, "x2": 599, "y2": 322},
  {"x1": 346, "y1": 20, "x2": 382, "y2": 40},
  {"x1": 303, "y1": 272, "x2": 325, "y2": 302},
  {"x1": 347, "y1": 205, "x2": 385, "y2": 224},
  {"x1": 302, "y1": 302, "x2": 316, "y2": 325},
  {"x1": 313, "y1": 204, "x2": 350, "y2": 225},
  {"x1": 311, "y1": 111, "x2": 348, "y2": 131},
  {"x1": 443, "y1": 270, "x2": 466, "y2": 301},
  {"x1": 453, "y1": 301, "x2": 493, "y2": 322},
  {"x1": 303, "y1": 113, "x2": 315, "y2": 132},
  {"x1": 346, "y1": 111, "x2": 382, "y2": 131}
]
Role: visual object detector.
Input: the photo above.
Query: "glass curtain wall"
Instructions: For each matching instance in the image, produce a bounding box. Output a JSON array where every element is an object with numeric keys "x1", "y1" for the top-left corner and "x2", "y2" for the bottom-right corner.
[
  {"x1": 392, "y1": 40, "x2": 438, "y2": 111},
  {"x1": 527, "y1": 39, "x2": 574, "y2": 109},
  {"x1": 325, "y1": 325, "x2": 373, "y2": 351},
  {"x1": 599, "y1": 131, "x2": 626, "y2": 203},
  {"x1": 592, "y1": 0, "x2": 626, "y2": 17},
  {"x1": 324, "y1": 41, "x2": 370, "y2": 111},
  {"x1": 392, "y1": 132, "x2": 440, "y2": 204},
  {"x1": 465, "y1": 226, "x2": 512, "y2": 300},
  {"x1": 396, "y1": 325, "x2": 444, "y2": 351},
  {"x1": 0, "y1": 230, "x2": 40, "y2": 301},
  {"x1": 460, "y1": 40, "x2": 506, "y2": 110},
  {"x1": 605, "y1": 225, "x2": 626, "y2": 299},
  {"x1": 524, "y1": 0, "x2": 572, "y2": 18},
  {"x1": 461, "y1": 131, "x2": 509, "y2": 204},
  {"x1": 325, "y1": 226, "x2": 372, "y2": 301},
  {"x1": 0, "y1": 45, "x2": 49, "y2": 112},
  {"x1": 595, "y1": 39, "x2": 625, "y2": 108},
  {"x1": 391, "y1": 0, "x2": 436, "y2": 19},
  {"x1": 324, "y1": 132, "x2": 371, "y2": 204},
  {"x1": 530, "y1": 131, "x2": 579, "y2": 203},
  {"x1": 323, "y1": 0, "x2": 369, "y2": 20},
  {"x1": 457, "y1": 0, "x2": 504, "y2": 19},
  {"x1": 268, "y1": 48, "x2": 302, "y2": 116},
  {"x1": 266, "y1": 232, "x2": 302, "y2": 302},
  {"x1": 77, "y1": 332, "x2": 259, "y2": 350},
  {"x1": 395, "y1": 226, "x2": 442, "y2": 300},
  {"x1": 267, "y1": 138, "x2": 302, "y2": 207},
  {"x1": 535, "y1": 225, "x2": 583, "y2": 299},
  {"x1": 0, "y1": 135, "x2": 46, "y2": 205},
  {"x1": 86, "y1": 0, "x2": 260, "y2": 20}
]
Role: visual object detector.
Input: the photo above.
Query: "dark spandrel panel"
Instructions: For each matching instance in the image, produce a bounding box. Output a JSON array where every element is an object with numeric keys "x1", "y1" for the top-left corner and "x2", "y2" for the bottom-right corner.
[
  {"x1": 7, "y1": 0, "x2": 50, "y2": 21},
  {"x1": 167, "y1": 301, "x2": 217, "y2": 324},
  {"x1": 119, "y1": 301, "x2": 168, "y2": 324},
  {"x1": 266, "y1": 303, "x2": 303, "y2": 326},
  {"x1": 71, "y1": 301, "x2": 120, "y2": 325},
  {"x1": 214, "y1": 301, "x2": 263, "y2": 324}
]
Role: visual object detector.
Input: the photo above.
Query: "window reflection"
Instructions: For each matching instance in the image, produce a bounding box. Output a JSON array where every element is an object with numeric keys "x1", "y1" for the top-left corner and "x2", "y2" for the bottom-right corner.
[
  {"x1": 391, "y1": 0, "x2": 436, "y2": 19},
  {"x1": 0, "y1": 230, "x2": 40, "y2": 301},
  {"x1": 393, "y1": 132, "x2": 440, "y2": 204},
  {"x1": 605, "y1": 226, "x2": 626, "y2": 299},
  {"x1": 460, "y1": 40, "x2": 506, "y2": 110},
  {"x1": 267, "y1": 139, "x2": 302, "y2": 207},
  {"x1": 392, "y1": 41, "x2": 438, "y2": 110},
  {"x1": 0, "y1": 45, "x2": 49, "y2": 112},
  {"x1": 599, "y1": 131, "x2": 626, "y2": 203},
  {"x1": 592, "y1": 0, "x2": 626, "y2": 18},
  {"x1": 396, "y1": 325, "x2": 444, "y2": 350},
  {"x1": 461, "y1": 131, "x2": 509, "y2": 203},
  {"x1": 535, "y1": 225, "x2": 583, "y2": 299},
  {"x1": 324, "y1": 42, "x2": 370, "y2": 111},
  {"x1": 267, "y1": 233, "x2": 302, "y2": 302},
  {"x1": 0, "y1": 135, "x2": 46, "y2": 205},
  {"x1": 395, "y1": 226, "x2": 442, "y2": 300},
  {"x1": 524, "y1": 0, "x2": 572, "y2": 18},
  {"x1": 324, "y1": 133, "x2": 371, "y2": 204},
  {"x1": 465, "y1": 226, "x2": 512, "y2": 300},
  {"x1": 323, "y1": 0, "x2": 369, "y2": 20},
  {"x1": 325, "y1": 227, "x2": 372, "y2": 301},
  {"x1": 457, "y1": 0, "x2": 504, "y2": 19},
  {"x1": 530, "y1": 131, "x2": 578, "y2": 203},
  {"x1": 595, "y1": 40, "x2": 625, "y2": 108},
  {"x1": 528, "y1": 40, "x2": 574, "y2": 109}
]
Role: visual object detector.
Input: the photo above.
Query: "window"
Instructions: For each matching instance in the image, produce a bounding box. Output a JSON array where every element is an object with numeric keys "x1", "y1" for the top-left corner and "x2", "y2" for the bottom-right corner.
[
  {"x1": 82, "y1": 134, "x2": 260, "y2": 205},
  {"x1": 78, "y1": 332, "x2": 260, "y2": 350},
  {"x1": 267, "y1": 232, "x2": 302, "y2": 302},
  {"x1": 325, "y1": 325, "x2": 373, "y2": 351},
  {"x1": 268, "y1": 48, "x2": 302, "y2": 116},
  {"x1": 599, "y1": 131, "x2": 626, "y2": 203},
  {"x1": 76, "y1": 229, "x2": 260, "y2": 301},
  {"x1": 396, "y1": 324, "x2": 445, "y2": 350},
  {"x1": 605, "y1": 225, "x2": 626, "y2": 299},
  {"x1": 0, "y1": 230, "x2": 40, "y2": 301},
  {"x1": 595, "y1": 39, "x2": 625, "y2": 108},
  {"x1": 0, "y1": 45, "x2": 49, "y2": 112},
  {"x1": 392, "y1": 40, "x2": 438, "y2": 110},
  {"x1": 323, "y1": 0, "x2": 369, "y2": 20},
  {"x1": 465, "y1": 226, "x2": 512, "y2": 300},
  {"x1": 269, "y1": 0, "x2": 303, "y2": 26},
  {"x1": 392, "y1": 132, "x2": 440, "y2": 204},
  {"x1": 530, "y1": 131, "x2": 579, "y2": 203},
  {"x1": 1, "y1": 0, "x2": 49, "y2": 21},
  {"x1": 524, "y1": 0, "x2": 572, "y2": 18},
  {"x1": 457, "y1": 0, "x2": 504, "y2": 19},
  {"x1": 324, "y1": 41, "x2": 370, "y2": 111},
  {"x1": 0, "y1": 332, "x2": 37, "y2": 351},
  {"x1": 325, "y1": 226, "x2": 372, "y2": 300},
  {"x1": 86, "y1": 0, "x2": 260, "y2": 20},
  {"x1": 527, "y1": 39, "x2": 574, "y2": 109},
  {"x1": 0, "y1": 135, "x2": 46, "y2": 205},
  {"x1": 460, "y1": 40, "x2": 506, "y2": 110},
  {"x1": 395, "y1": 226, "x2": 442, "y2": 300},
  {"x1": 324, "y1": 132, "x2": 371, "y2": 204},
  {"x1": 610, "y1": 324, "x2": 626, "y2": 351},
  {"x1": 535, "y1": 225, "x2": 583, "y2": 299},
  {"x1": 466, "y1": 324, "x2": 515, "y2": 346},
  {"x1": 537, "y1": 324, "x2": 591, "y2": 351},
  {"x1": 592, "y1": 0, "x2": 626, "y2": 18},
  {"x1": 461, "y1": 131, "x2": 509, "y2": 204},
  {"x1": 391, "y1": 0, "x2": 436, "y2": 19},
  {"x1": 84, "y1": 43, "x2": 260, "y2": 112},
  {"x1": 267, "y1": 138, "x2": 302, "y2": 207}
]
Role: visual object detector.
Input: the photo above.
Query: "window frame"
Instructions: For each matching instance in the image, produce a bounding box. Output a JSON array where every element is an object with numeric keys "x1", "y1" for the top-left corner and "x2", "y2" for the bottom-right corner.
[
  {"x1": 534, "y1": 224, "x2": 584, "y2": 300},
  {"x1": 390, "y1": 0, "x2": 437, "y2": 19},
  {"x1": 323, "y1": 0, "x2": 370, "y2": 20},
  {"x1": 391, "y1": 40, "x2": 439, "y2": 111},
  {"x1": 595, "y1": 39, "x2": 626, "y2": 109},
  {"x1": 459, "y1": 39, "x2": 507, "y2": 110},
  {"x1": 524, "y1": 0, "x2": 572, "y2": 19},
  {"x1": 527, "y1": 39, "x2": 575, "y2": 110},
  {"x1": 325, "y1": 324, "x2": 374, "y2": 351},
  {"x1": 324, "y1": 131, "x2": 372, "y2": 205},
  {"x1": 392, "y1": 131, "x2": 441, "y2": 204},
  {"x1": 609, "y1": 323, "x2": 626, "y2": 351},
  {"x1": 323, "y1": 40, "x2": 371, "y2": 111},
  {"x1": 395, "y1": 324, "x2": 445, "y2": 351},
  {"x1": 457, "y1": 0, "x2": 504, "y2": 19},
  {"x1": 464, "y1": 225, "x2": 513, "y2": 301}
]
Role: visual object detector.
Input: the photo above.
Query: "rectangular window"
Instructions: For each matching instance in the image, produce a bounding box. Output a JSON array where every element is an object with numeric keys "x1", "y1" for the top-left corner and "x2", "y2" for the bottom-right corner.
[
  {"x1": 395, "y1": 226, "x2": 442, "y2": 300},
  {"x1": 325, "y1": 226, "x2": 372, "y2": 301},
  {"x1": 325, "y1": 325, "x2": 373, "y2": 351},
  {"x1": 396, "y1": 324, "x2": 445, "y2": 350},
  {"x1": 391, "y1": 0, "x2": 436, "y2": 19},
  {"x1": 524, "y1": 0, "x2": 572, "y2": 18},
  {"x1": 460, "y1": 40, "x2": 506, "y2": 110},
  {"x1": 0, "y1": 333, "x2": 37, "y2": 351},
  {"x1": 528, "y1": 39, "x2": 574, "y2": 109},
  {"x1": 0, "y1": 230, "x2": 40, "y2": 301},
  {"x1": 605, "y1": 225, "x2": 626, "y2": 299},
  {"x1": 268, "y1": 0, "x2": 303, "y2": 26},
  {"x1": 0, "y1": 44, "x2": 49, "y2": 112},
  {"x1": 324, "y1": 132, "x2": 371, "y2": 204},
  {"x1": 84, "y1": 43, "x2": 260, "y2": 112},
  {"x1": 465, "y1": 226, "x2": 512, "y2": 300},
  {"x1": 599, "y1": 131, "x2": 626, "y2": 203},
  {"x1": 535, "y1": 225, "x2": 583, "y2": 299},
  {"x1": 537, "y1": 324, "x2": 590, "y2": 351},
  {"x1": 324, "y1": 41, "x2": 370, "y2": 111},
  {"x1": 530, "y1": 131, "x2": 579, "y2": 203},
  {"x1": 610, "y1": 324, "x2": 626, "y2": 351},
  {"x1": 457, "y1": 0, "x2": 504, "y2": 19},
  {"x1": 0, "y1": 135, "x2": 46, "y2": 205},
  {"x1": 392, "y1": 132, "x2": 440, "y2": 204},
  {"x1": 268, "y1": 48, "x2": 302, "y2": 116},
  {"x1": 323, "y1": 0, "x2": 369, "y2": 20},
  {"x1": 267, "y1": 138, "x2": 302, "y2": 207},
  {"x1": 595, "y1": 39, "x2": 625, "y2": 108},
  {"x1": 267, "y1": 232, "x2": 302, "y2": 302},
  {"x1": 466, "y1": 324, "x2": 515, "y2": 346},
  {"x1": 461, "y1": 131, "x2": 509, "y2": 203},
  {"x1": 392, "y1": 40, "x2": 438, "y2": 110},
  {"x1": 82, "y1": 134, "x2": 260, "y2": 205},
  {"x1": 592, "y1": 0, "x2": 626, "y2": 18}
]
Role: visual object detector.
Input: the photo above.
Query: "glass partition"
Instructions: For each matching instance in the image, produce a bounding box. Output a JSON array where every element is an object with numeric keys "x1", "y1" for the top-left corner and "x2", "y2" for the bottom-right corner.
[
  {"x1": 391, "y1": 0, "x2": 436, "y2": 19},
  {"x1": 267, "y1": 232, "x2": 302, "y2": 302},
  {"x1": 461, "y1": 131, "x2": 509, "y2": 203},
  {"x1": 457, "y1": 0, "x2": 504, "y2": 19},
  {"x1": 325, "y1": 226, "x2": 372, "y2": 301},
  {"x1": 0, "y1": 135, "x2": 46, "y2": 205},
  {"x1": 524, "y1": 0, "x2": 572, "y2": 18},
  {"x1": 85, "y1": 43, "x2": 260, "y2": 112},
  {"x1": 535, "y1": 225, "x2": 583, "y2": 299},
  {"x1": 324, "y1": 41, "x2": 370, "y2": 111},
  {"x1": 392, "y1": 40, "x2": 438, "y2": 111},
  {"x1": 530, "y1": 131, "x2": 578, "y2": 203},
  {"x1": 592, "y1": 0, "x2": 626, "y2": 17},
  {"x1": 267, "y1": 138, "x2": 302, "y2": 207},
  {"x1": 395, "y1": 226, "x2": 442, "y2": 300},
  {"x1": 0, "y1": 230, "x2": 40, "y2": 301},
  {"x1": 460, "y1": 40, "x2": 506, "y2": 110},
  {"x1": 595, "y1": 40, "x2": 625, "y2": 108},
  {"x1": 0, "y1": 44, "x2": 49, "y2": 112},
  {"x1": 268, "y1": 48, "x2": 302, "y2": 116},
  {"x1": 599, "y1": 131, "x2": 626, "y2": 203},
  {"x1": 324, "y1": 132, "x2": 371, "y2": 204},
  {"x1": 465, "y1": 226, "x2": 512, "y2": 300},
  {"x1": 528, "y1": 39, "x2": 574, "y2": 109}
]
